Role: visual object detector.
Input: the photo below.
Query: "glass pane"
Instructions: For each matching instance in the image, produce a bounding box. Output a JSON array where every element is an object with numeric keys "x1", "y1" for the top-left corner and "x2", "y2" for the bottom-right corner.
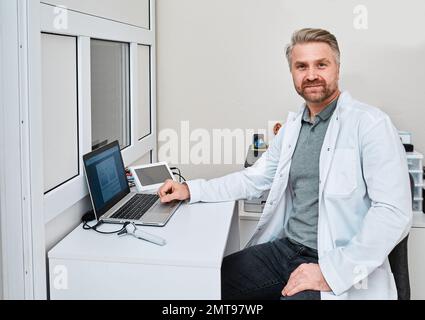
[
  {"x1": 91, "y1": 39, "x2": 130, "y2": 150},
  {"x1": 41, "y1": 33, "x2": 79, "y2": 193}
]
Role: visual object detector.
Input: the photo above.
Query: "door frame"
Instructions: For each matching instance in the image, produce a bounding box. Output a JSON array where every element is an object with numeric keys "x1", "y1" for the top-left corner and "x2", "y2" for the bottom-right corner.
[{"x1": 0, "y1": 0, "x2": 46, "y2": 300}]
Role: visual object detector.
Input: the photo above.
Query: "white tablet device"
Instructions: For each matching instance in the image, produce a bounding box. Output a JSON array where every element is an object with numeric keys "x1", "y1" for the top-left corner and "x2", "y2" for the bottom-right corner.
[{"x1": 129, "y1": 162, "x2": 175, "y2": 192}]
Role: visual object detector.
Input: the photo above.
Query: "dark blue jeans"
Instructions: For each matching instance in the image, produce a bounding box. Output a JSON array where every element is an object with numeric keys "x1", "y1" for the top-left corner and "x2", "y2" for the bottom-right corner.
[{"x1": 221, "y1": 238, "x2": 320, "y2": 300}]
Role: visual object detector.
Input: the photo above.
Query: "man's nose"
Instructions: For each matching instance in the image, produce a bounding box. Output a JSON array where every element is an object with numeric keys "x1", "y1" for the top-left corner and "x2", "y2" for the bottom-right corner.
[{"x1": 306, "y1": 69, "x2": 318, "y2": 81}]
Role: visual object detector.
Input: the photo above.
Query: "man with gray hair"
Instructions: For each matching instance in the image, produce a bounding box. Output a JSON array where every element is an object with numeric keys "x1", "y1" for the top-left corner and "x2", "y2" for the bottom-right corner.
[{"x1": 158, "y1": 28, "x2": 412, "y2": 300}]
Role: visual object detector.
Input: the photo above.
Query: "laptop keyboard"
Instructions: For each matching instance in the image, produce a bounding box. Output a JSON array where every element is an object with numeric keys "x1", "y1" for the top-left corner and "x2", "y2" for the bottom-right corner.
[{"x1": 110, "y1": 194, "x2": 159, "y2": 220}]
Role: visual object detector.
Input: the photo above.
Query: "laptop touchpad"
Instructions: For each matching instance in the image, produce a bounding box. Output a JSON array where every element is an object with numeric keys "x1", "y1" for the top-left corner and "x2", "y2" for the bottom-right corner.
[
  {"x1": 153, "y1": 201, "x2": 179, "y2": 214},
  {"x1": 143, "y1": 201, "x2": 179, "y2": 222}
]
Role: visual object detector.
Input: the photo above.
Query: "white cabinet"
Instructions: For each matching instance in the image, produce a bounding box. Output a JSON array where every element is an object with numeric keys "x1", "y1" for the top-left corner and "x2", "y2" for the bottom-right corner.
[
  {"x1": 406, "y1": 152, "x2": 425, "y2": 300},
  {"x1": 409, "y1": 213, "x2": 425, "y2": 300},
  {"x1": 407, "y1": 151, "x2": 423, "y2": 213},
  {"x1": 238, "y1": 200, "x2": 260, "y2": 248}
]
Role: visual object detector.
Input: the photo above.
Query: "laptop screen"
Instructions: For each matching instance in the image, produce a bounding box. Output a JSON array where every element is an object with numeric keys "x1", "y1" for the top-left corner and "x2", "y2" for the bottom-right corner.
[{"x1": 83, "y1": 141, "x2": 130, "y2": 218}]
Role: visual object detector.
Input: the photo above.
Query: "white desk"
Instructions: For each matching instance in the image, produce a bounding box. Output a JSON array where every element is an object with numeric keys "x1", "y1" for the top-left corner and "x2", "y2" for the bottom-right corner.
[{"x1": 48, "y1": 201, "x2": 240, "y2": 300}]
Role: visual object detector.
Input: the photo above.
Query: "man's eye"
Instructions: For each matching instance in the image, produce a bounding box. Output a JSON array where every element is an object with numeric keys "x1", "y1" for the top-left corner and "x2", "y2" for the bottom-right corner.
[
  {"x1": 296, "y1": 65, "x2": 306, "y2": 70},
  {"x1": 318, "y1": 63, "x2": 327, "y2": 68}
]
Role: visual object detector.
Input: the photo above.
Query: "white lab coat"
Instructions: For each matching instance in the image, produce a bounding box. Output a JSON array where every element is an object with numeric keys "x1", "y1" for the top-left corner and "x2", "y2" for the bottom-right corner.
[{"x1": 186, "y1": 91, "x2": 412, "y2": 300}]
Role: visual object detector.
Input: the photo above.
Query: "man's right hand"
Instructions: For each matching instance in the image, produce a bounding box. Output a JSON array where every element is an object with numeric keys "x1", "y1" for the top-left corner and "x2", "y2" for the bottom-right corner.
[{"x1": 157, "y1": 179, "x2": 190, "y2": 203}]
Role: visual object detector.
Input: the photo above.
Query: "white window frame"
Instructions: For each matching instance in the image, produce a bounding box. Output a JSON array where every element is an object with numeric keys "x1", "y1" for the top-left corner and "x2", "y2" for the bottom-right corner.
[
  {"x1": 39, "y1": 0, "x2": 157, "y2": 223},
  {"x1": 1, "y1": 0, "x2": 156, "y2": 299}
]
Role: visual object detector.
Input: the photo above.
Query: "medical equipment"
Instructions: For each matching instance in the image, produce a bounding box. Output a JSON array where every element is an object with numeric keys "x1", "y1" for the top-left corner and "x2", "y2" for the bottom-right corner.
[{"x1": 118, "y1": 222, "x2": 167, "y2": 246}]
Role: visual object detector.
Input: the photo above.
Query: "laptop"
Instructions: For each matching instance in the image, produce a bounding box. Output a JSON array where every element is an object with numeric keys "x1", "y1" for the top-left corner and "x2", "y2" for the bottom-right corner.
[{"x1": 83, "y1": 141, "x2": 181, "y2": 226}]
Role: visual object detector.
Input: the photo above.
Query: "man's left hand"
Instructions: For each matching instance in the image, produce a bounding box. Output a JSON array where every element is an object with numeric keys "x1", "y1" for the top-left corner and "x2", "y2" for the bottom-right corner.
[{"x1": 282, "y1": 263, "x2": 332, "y2": 297}]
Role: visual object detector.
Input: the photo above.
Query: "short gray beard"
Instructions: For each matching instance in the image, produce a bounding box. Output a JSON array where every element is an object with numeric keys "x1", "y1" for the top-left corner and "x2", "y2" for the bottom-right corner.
[{"x1": 297, "y1": 85, "x2": 336, "y2": 104}]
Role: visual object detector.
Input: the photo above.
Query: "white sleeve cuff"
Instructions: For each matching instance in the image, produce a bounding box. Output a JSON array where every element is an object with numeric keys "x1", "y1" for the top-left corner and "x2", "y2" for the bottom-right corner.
[
  {"x1": 319, "y1": 254, "x2": 348, "y2": 297},
  {"x1": 184, "y1": 180, "x2": 203, "y2": 204}
]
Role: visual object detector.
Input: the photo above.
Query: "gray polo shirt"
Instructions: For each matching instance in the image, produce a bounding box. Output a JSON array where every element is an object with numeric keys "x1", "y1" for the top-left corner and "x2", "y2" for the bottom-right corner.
[{"x1": 284, "y1": 98, "x2": 338, "y2": 250}]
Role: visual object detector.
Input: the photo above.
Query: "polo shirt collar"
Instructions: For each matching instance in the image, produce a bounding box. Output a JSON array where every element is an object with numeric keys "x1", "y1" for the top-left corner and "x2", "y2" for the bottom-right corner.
[{"x1": 302, "y1": 96, "x2": 339, "y2": 123}]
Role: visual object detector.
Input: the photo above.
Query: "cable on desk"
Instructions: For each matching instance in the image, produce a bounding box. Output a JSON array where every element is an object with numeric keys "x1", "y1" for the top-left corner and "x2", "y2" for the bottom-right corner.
[{"x1": 82, "y1": 210, "x2": 129, "y2": 235}]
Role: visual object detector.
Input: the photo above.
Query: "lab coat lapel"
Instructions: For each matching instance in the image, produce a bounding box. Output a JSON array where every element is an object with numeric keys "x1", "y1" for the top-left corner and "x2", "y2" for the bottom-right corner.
[
  {"x1": 319, "y1": 103, "x2": 341, "y2": 194},
  {"x1": 280, "y1": 109, "x2": 304, "y2": 165}
]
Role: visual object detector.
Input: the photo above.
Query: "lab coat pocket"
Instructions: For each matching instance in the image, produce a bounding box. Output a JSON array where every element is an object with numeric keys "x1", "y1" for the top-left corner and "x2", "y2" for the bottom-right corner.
[
  {"x1": 365, "y1": 266, "x2": 396, "y2": 299},
  {"x1": 348, "y1": 266, "x2": 395, "y2": 299},
  {"x1": 325, "y1": 148, "x2": 357, "y2": 196}
]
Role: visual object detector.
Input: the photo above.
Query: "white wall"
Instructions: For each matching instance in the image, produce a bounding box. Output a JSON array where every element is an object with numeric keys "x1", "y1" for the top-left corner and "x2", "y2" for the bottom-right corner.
[{"x1": 156, "y1": 0, "x2": 425, "y2": 180}]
